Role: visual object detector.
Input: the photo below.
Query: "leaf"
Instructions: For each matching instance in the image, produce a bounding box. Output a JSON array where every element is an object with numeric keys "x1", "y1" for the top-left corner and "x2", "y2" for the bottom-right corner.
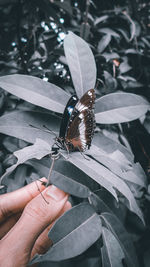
[
  {"x1": 94, "y1": 15, "x2": 109, "y2": 26},
  {"x1": 141, "y1": 37, "x2": 150, "y2": 48},
  {"x1": 108, "y1": 150, "x2": 132, "y2": 167},
  {"x1": 37, "y1": 0, "x2": 64, "y2": 27},
  {"x1": 93, "y1": 132, "x2": 134, "y2": 162},
  {"x1": 98, "y1": 34, "x2": 111, "y2": 53},
  {"x1": 103, "y1": 71, "x2": 117, "y2": 91},
  {"x1": 30, "y1": 203, "x2": 102, "y2": 263},
  {"x1": 0, "y1": 139, "x2": 51, "y2": 183},
  {"x1": 52, "y1": 0, "x2": 72, "y2": 15},
  {"x1": 28, "y1": 157, "x2": 100, "y2": 195},
  {"x1": 68, "y1": 152, "x2": 144, "y2": 223},
  {"x1": 117, "y1": 28, "x2": 130, "y2": 42},
  {"x1": 80, "y1": 22, "x2": 91, "y2": 41},
  {"x1": 101, "y1": 227, "x2": 124, "y2": 267},
  {"x1": 67, "y1": 153, "x2": 118, "y2": 201},
  {"x1": 95, "y1": 93, "x2": 150, "y2": 124},
  {"x1": 118, "y1": 75, "x2": 136, "y2": 82},
  {"x1": 50, "y1": 171, "x2": 91, "y2": 198},
  {"x1": 0, "y1": 74, "x2": 70, "y2": 113},
  {"x1": 144, "y1": 114, "x2": 150, "y2": 134},
  {"x1": 119, "y1": 61, "x2": 132, "y2": 74},
  {"x1": 64, "y1": 31, "x2": 96, "y2": 98},
  {"x1": 98, "y1": 28, "x2": 120, "y2": 38},
  {"x1": 90, "y1": 192, "x2": 112, "y2": 214},
  {"x1": 0, "y1": 110, "x2": 59, "y2": 144},
  {"x1": 27, "y1": 159, "x2": 50, "y2": 177},
  {"x1": 125, "y1": 48, "x2": 139, "y2": 54},
  {"x1": 4, "y1": 165, "x2": 27, "y2": 192},
  {"x1": 101, "y1": 212, "x2": 139, "y2": 267},
  {"x1": 102, "y1": 52, "x2": 120, "y2": 61},
  {"x1": 3, "y1": 136, "x2": 21, "y2": 152},
  {"x1": 122, "y1": 11, "x2": 136, "y2": 41},
  {"x1": 87, "y1": 145, "x2": 146, "y2": 188}
]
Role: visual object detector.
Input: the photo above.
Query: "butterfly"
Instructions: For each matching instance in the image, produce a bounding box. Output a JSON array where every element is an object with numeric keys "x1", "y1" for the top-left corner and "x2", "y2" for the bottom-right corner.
[{"x1": 53, "y1": 89, "x2": 96, "y2": 153}]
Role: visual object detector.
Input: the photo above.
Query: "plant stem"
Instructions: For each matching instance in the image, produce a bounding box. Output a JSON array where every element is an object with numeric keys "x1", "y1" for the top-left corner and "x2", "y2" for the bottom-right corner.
[
  {"x1": 85, "y1": 0, "x2": 90, "y2": 23},
  {"x1": 16, "y1": 0, "x2": 28, "y2": 73}
]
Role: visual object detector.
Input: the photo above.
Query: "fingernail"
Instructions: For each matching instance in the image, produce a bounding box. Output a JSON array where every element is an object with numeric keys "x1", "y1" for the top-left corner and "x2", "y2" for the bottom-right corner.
[{"x1": 46, "y1": 185, "x2": 67, "y2": 201}]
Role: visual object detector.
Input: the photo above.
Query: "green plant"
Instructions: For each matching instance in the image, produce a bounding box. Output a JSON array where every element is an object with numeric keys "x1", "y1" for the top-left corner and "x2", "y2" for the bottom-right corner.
[{"x1": 0, "y1": 31, "x2": 149, "y2": 266}]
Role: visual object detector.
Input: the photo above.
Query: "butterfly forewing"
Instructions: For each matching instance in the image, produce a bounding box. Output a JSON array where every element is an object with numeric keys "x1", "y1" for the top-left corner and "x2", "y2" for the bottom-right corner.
[
  {"x1": 75, "y1": 88, "x2": 95, "y2": 112},
  {"x1": 65, "y1": 89, "x2": 96, "y2": 151}
]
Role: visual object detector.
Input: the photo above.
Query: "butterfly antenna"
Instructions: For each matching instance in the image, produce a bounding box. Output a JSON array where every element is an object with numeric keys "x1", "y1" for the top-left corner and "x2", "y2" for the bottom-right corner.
[
  {"x1": 77, "y1": 146, "x2": 90, "y2": 161},
  {"x1": 34, "y1": 179, "x2": 49, "y2": 204},
  {"x1": 46, "y1": 150, "x2": 60, "y2": 186},
  {"x1": 64, "y1": 142, "x2": 70, "y2": 159},
  {"x1": 43, "y1": 125, "x2": 57, "y2": 137},
  {"x1": 29, "y1": 124, "x2": 57, "y2": 137}
]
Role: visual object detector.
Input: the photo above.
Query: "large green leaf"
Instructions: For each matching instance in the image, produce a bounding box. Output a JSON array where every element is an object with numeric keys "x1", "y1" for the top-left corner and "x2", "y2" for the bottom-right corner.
[
  {"x1": 0, "y1": 110, "x2": 59, "y2": 144},
  {"x1": 30, "y1": 203, "x2": 102, "y2": 263},
  {"x1": 88, "y1": 145, "x2": 146, "y2": 188},
  {"x1": 101, "y1": 227, "x2": 124, "y2": 267},
  {"x1": 67, "y1": 153, "x2": 118, "y2": 200},
  {"x1": 0, "y1": 74, "x2": 70, "y2": 113},
  {"x1": 68, "y1": 153, "x2": 144, "y2": 223},
  {"x1": 93, "y1": 132, "x2": 134, "y2": 162},
  {"x1": 95, "y1": 93, "x2": 150, "y2": 124},
  {"x1": 53, "y1": 158, "x2": 100, "y2": 192},
  {"x1": 64, "y1": 31, "x2": 96, "y2": 98},
  {"x1": 0, "y1": 139, "x2": 51, "y2": 183},
  {"x1": 50, "y1": 171, "x2": 91, "y2": 198},
  {"x1": 28, "y1": 159, "x2": 97, "y2": 198},
  {"x1": 101, "y1": 212, "x2": 139, "y2": 267}
]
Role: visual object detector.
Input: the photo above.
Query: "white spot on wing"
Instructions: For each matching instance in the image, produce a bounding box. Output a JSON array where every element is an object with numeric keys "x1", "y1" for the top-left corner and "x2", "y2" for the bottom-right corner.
[
  {"x1": 78, "y1": 114, "x2": 87, "y2": 150},
  {"x1": 76, "y1": 103, "x2": 88, "y2": 112},
  {"x1": 88, "y1": 90, "x2": 92, "y2": 96}
]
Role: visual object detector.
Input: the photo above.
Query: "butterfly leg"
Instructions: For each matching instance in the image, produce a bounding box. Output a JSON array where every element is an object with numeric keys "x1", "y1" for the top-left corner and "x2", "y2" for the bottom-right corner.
[
  {"x1": 64, "y1": 142, "x2": 70, "y2": 159},
  {"x1": 46, "y1": 148, "x2": 60, "y2": 186},
  {"x1": 35, "y1": 179, "x2": 49, "y2": 204},
  {"x1": 29, "y1": 177, "x2": 49, "y2": 204},
  {"x1": 77, "y1": 146, "x2": 90, "y2": 161}
]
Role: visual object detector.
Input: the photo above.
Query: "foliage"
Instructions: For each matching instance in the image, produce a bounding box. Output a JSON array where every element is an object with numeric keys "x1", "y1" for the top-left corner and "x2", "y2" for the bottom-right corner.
[{"x1": 0, "y1": 1, "x2": 150, "y2": 267}]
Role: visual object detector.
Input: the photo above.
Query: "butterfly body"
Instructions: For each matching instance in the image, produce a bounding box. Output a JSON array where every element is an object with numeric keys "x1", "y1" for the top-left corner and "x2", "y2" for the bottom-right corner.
[{"x1": 54, "y1": 89, "x2": 96, "y2": 152}]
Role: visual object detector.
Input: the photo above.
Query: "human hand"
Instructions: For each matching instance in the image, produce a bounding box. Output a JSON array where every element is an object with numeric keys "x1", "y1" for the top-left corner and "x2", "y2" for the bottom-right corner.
[{"x1": 0, "y1": 178, "x2": 71, "y2": 267}]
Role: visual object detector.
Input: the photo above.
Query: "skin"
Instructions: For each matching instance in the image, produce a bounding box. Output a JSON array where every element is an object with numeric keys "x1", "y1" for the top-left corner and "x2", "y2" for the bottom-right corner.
[{"x1": 0, "y1": 178, "x2": 71, "y2": 267}]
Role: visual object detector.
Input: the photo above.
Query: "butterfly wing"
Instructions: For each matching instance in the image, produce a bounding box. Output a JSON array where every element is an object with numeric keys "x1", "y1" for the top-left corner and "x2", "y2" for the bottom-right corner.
[
  {"x1": 65, "y1": 89, "x2": 95, "y2": 151},
  {"x1": 75, "y1": 88, "x2": 95, "y2": 112},
  {"x1": 59, "y1": 95, "x2": 78, "y2": 139}
]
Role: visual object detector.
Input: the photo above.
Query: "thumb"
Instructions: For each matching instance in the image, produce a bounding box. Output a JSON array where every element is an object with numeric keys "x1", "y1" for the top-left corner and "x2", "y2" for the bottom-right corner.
[{"x1": 0, "y1": 185, "x2": 68, "y2": 265}]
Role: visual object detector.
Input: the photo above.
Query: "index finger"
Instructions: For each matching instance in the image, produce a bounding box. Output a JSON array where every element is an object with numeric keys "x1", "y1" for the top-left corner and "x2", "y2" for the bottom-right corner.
[{"x1": 0, "y1": 178, "x2": 47, "y2": 223}]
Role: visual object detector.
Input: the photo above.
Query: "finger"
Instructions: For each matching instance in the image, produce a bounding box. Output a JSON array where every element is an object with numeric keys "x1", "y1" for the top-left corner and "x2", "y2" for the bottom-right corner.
[
  {"x1": 31, "y1": 200, "x2": 72, "y2": 258},
  {"x1": 0, "y1": 178, "x2": 47, "y2": 222},
  {"x1": 0, "y1": 185, "x2": 68, "y2": 266},
  {"x1": 0, "y1": 212, "x2": 21, "y2": 239}
]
